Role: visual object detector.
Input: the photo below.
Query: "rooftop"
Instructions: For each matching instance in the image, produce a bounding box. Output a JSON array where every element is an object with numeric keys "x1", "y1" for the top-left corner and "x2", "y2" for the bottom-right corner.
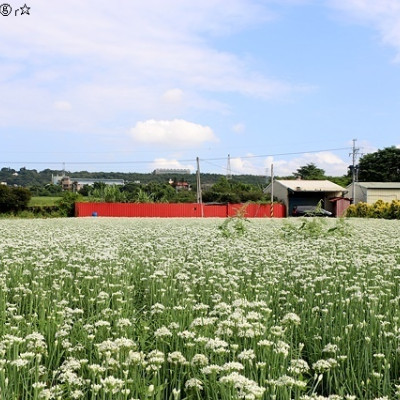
[
  {"x1": 275, "y1": 179, "x2": 346, "y2": 192},
  {"x1": 350, "y1": 182, "x2": 400, "y2": 189}
]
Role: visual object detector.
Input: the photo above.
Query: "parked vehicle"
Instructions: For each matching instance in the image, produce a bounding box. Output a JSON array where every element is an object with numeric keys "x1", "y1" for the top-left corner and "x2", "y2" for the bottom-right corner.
[{"x1": 292, "y1": 205, "x2": 333, "y2": 217}]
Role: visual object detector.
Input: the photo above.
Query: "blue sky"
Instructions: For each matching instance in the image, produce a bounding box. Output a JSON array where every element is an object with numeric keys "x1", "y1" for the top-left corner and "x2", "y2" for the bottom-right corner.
[{"x1": 1, "y1": 0, "x2": 399, "y2": 177}]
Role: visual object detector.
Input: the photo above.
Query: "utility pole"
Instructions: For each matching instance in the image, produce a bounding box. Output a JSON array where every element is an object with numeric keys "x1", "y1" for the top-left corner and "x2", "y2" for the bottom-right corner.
[
  {"x1": 226, "y1": 154, "x2": 232, "y2": 180},
  {"x1": 196, "y1": 157, "x2": 203, "y2": 217},
  {"x1": 270, "y1": 163, "x2": 274, "y2": 218},
  {"x1": 349, "y1": 139, "x2": 360, "y2": 203}
]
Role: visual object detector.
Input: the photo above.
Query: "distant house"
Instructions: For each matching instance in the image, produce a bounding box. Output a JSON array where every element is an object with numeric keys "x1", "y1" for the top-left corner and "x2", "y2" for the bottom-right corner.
[
  {"x1": 58, "y1": 176, "x2": 125, "y2": 191},
  {"x1": 346, "y1": 182, "x2": 400, "y2": 204},
  {"x1": 52, "y1": 175, "x2": 63, "y2": 185},
  {"x1": 174, "y1": 182, "x2": 191, "y2": 191},
  {"x1": 264, "y1": 179, "x2": 347, "y2": 217},
  {"x1": 153, "y1": 168, "x2": 190, "y2": 175},
  {"x1": 168, "y1": 179, "x2": 191, "y2": 191}
]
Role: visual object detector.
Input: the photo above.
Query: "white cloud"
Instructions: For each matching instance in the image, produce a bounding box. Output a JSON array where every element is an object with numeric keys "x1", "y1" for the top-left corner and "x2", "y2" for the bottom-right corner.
[
  {"x1": 130, "y1": 119, "x2": 218, "y2": 148},
  {"x1": 54, "y1": 101, "x2": 72, "y2": 111},
  {"x1": 0, "y1": 1, "x2": 306, "y2": 134},
  {"x1": 151, "y1": 158, "x2": 195, "y2": 172},
  {"x1": 330, "y1": 0, "x2": 400, "y2": 60},
  {"x1": 162, "y1": 89, "x2": 184, "y2": 103},
  {"x1": 230, "y1": 156, "x2": 265, "y2": 175},
  {"x1": 224, "y1": 151, "x2": 348, "y2": 177},
  {"x1": 271, "y1": 151, "x2": 348, "y2": 176},
  {"x1": 232, "y1": 123, "x2": 246, "y2": 134}
]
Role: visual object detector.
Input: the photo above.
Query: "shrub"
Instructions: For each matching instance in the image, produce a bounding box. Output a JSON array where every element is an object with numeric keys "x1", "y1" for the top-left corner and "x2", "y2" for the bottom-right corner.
[
  {"x1": 388, "y1": 200, "x2": 400, "y2": 219},
  {"x1": 346, "y1": 200, "x2": 400, "y2": 219},
  {"x1": 0, "y1": 186, "x2": 32, "y2": 213},
  {"x1": 56, "y1": 192, "x2": 83, "y2": 217}
]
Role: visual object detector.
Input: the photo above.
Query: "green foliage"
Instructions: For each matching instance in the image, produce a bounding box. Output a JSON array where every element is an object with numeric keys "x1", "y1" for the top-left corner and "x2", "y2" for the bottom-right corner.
[
  {"x1": 172, "y1": 190, "x2": 197, "y2": 203},
  {"x1": 218, "y1": 204, "x2": 250, "y2": 238},
  {"x1": 56, "y1": 192, "x2": 83, "y2": 217},
  {"x1": 0, "y1": 185, "x2": 13, "y2": 212},
  {"x1": 293, "y1": 163, "x2": 326, "y2": 180},
  {"x1": 203, "y1": 177, "x2": 268, "y2": 203},
  {"x1": 326, "y1": 217, "x2": 354, "y2": 236},
  {"x1": 89, "y1": 185, "x2": 127, "y2": 203},
  {"x1": 0, "y1": 185, "x2": 32, "y2": 213},
  {"x1": 29, "y1": 183, "x2": 62, "y2": 196},
  {"x1": 282, "y1": 218, "x2": 326, "y2": 238},
  {"x1": 1, "y1": 218, "x2": 400, "y2": 398},
  {"x1": 134, "y1": 189, "x2": 154, "y2": 203},
  {"x1": 346, "y1": 199, "x2": 400, "y2": 219},
  {"x1": 26, "y1": 206, "x2": 63, "y2": 218},
  {"x1": 29, "y1": 197, "x2": 61, "y2": 207},
  {"x1": 327, "y1": 175, "x2": 352, "y2": 187},
  {"x1": 282, "y1": 215, "x2": 353, "y2": 239},
  {"x1": 0, "y1": 167, "x2": 268, "y2": 188},
  {"x1": 302, "y1": 199, "x2": 324, "y2": 217},
  {"x1": 77, "y1": 184, "x2": 91, "y2": 196},
  {"x1": 358, "y1": 146, "x2": 400, "y2": 182},
  {"x1": 145, "y1": 182, "x2": 176, "y2": 202}
]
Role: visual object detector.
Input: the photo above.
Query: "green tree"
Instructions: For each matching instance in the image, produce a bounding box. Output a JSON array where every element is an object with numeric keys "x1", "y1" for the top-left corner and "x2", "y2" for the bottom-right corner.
[
  {"x1": 0, "y1": 185, "x2": 13, "y2": 213},
  {"x1": 202, "y1": 177, "x2": 267, "y2": 203},
  {"x1": 293, "y1": 163, "x2": 326, "y2": 180},
  {"x1": 11, "y1": 187, "x2": 32, "y2": 211},
  {"x1": 172, "y1": 190, "x2": 197, "y2": 203},
  {"x1": 56, "y1": 192, "x2": 83, "y2": 217},
  {"x1": 0, "y1": 186, "x2": 31, "y2": 213},
  {"x1": 358, "y1": 146, "x2": 400, "y2": 182}
]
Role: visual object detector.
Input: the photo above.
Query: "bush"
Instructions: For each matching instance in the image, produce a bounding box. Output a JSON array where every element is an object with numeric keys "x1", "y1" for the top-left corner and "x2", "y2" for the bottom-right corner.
[
  {"x1": 346, "y1": 200, "x2": 400, "y2": 219},
  {"x1": 27, "y1": 205, "x2": 62, "y2": 218},
  {"x1": 388, "y1": 200, "x2": 400, "y2": 219},
  {"x1": 0, "y1": 186, "x2": 31, "y2": 213},
  {"x1": 56, "y1": 192, "x2": 83, "y2": 217}
]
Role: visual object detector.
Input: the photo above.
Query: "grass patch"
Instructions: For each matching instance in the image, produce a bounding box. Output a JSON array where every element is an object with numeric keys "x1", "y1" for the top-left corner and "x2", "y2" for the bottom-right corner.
[{"x1": 28, "y1": 196, "x2": 62, "y2": 207}]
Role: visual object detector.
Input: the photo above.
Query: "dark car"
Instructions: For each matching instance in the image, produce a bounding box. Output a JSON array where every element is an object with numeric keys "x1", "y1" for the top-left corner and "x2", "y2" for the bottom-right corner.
[{"x1": 292, "y1": 205, "x2": 333, "y2": 217}]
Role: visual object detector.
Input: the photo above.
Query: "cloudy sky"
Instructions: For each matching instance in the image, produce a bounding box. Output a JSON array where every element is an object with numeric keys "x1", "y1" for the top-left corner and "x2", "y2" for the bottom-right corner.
[{"x1": 1, "y1": 0, "x2": 399, "y2": 176}]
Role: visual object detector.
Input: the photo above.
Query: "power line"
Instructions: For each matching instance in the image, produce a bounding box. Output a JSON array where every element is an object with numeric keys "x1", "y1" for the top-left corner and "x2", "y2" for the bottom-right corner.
[
  {"x1": 200, "y1": 147, "x2": 351, "y2": 162},
  {"x1": 202, "y1": 159, "x2": 265, "y2": 176},
  {"x1": 0, "y1": 146, "x2": 352, "y2": 167}
]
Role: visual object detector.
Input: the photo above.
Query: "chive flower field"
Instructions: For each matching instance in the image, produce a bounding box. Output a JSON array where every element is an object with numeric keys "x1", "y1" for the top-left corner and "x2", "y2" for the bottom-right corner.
[{"x1": 1, "y1": 217, "x2": 400, "y2": 400}]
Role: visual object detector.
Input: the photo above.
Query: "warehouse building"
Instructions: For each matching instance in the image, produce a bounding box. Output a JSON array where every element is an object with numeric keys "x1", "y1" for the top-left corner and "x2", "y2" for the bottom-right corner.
[
  {"x1": 346, "y1": 182, "x2": 400, "y2": 204},
  {"x1": 264, "y1": 179, "x2": 347, "y2": 217}
]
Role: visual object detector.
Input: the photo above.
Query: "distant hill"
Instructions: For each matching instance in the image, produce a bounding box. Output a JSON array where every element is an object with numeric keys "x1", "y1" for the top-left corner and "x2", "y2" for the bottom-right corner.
[{"x1": 0, "y1": 167, "x2": 268, "y2": 188}]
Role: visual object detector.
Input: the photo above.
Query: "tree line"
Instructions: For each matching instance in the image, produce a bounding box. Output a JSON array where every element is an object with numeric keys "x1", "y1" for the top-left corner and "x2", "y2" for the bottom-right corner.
[
  {"x1": 0, "y1": 146, "x2": 398, "y2": 216},
  {"x1": 1, "y1": 146, "x2": 398, "y2": 193}
]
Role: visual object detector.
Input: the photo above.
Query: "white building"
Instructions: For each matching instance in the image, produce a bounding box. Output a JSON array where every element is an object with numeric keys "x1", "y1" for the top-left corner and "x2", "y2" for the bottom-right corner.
[
  {"x1": 153, "y1": 168, "x2": 190, "y2": 175},
  {"x1": 56, "y1": 176, "x2": 125, "y2": 191},
  {"x1": 346, "y1": 182, "x2": 400, "y2": 204}
]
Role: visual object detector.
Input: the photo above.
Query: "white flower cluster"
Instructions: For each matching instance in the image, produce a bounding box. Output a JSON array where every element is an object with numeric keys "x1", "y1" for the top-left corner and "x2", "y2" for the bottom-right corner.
[{"x1": 0, "y1": 217, "x2": 398, "y2": 399}]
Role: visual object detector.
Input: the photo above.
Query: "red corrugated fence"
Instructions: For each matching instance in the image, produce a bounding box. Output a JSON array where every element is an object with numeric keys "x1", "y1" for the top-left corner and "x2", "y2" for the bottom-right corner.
[{"x1": 75, "y1": 203, "x2": 286, "y2": 218}]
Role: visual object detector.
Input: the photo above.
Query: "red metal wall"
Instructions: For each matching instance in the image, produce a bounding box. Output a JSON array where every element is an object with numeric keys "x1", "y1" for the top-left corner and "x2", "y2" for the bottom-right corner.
[
  {"x1": 75, "y1": 202, "x2": 286, "y2": 218},
  {"x1": 330, "y1": 198, "x2": 351, "y2": 217}
]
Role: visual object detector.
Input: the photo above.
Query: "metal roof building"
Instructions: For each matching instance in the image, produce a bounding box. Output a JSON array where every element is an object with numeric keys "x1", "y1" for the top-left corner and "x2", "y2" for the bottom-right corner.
[
  {"x1": 346, "y1": 182, "x2": 400, "y2": 204},
  {"x1": 264, "y1": 179, "x2": 347, "y2": 216},
  {"x1": 153, "y1": 168, "x2": 190, "y2": 175}
]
